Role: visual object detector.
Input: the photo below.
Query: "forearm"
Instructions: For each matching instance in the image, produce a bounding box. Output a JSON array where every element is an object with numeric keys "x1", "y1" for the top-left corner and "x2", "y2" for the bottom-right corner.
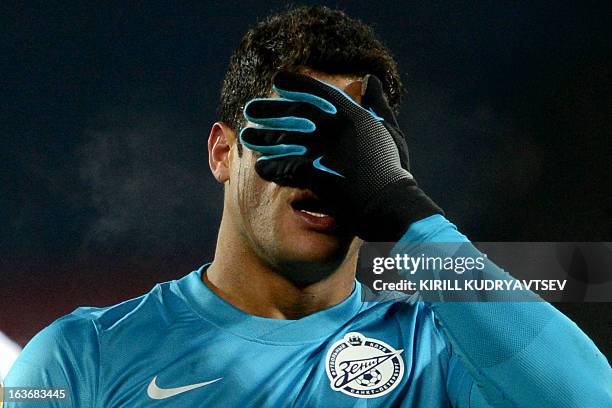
[{"x1": 399, "y1": 215, "x2": 612, "y2": 407}]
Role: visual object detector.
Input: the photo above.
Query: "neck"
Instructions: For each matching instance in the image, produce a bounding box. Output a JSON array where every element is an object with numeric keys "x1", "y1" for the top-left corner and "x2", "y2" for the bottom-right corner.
[{"x1": 205, "y1": 216, "x2": 358, "y2": 320}]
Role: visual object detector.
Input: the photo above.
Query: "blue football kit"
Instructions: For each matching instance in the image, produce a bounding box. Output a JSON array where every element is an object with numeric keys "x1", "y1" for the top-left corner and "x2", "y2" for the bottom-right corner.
[{"x1": 4, "y1": 215, "x2": 612, "y2": 407}]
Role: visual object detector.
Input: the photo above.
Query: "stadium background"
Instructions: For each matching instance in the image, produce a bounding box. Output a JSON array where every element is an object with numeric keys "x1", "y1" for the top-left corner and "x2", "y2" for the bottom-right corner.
[{"x1": 2, "y1": 1, "x2": 611, "y2": 358}]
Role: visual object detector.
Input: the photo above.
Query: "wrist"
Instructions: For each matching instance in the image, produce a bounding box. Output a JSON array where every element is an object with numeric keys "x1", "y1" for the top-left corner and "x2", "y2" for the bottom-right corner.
[{"x1": 356, "y1": 178, "x2": 443, "y2": 241}]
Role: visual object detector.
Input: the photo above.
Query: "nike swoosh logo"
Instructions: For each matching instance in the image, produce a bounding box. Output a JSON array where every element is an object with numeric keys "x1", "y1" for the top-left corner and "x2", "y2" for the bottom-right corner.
[
  {"x1": 147, "y1": 376, "x2": 222, "y2": 400},
  {"x1": 313, "y1": 156, "x2": 344, "y2": 177}
]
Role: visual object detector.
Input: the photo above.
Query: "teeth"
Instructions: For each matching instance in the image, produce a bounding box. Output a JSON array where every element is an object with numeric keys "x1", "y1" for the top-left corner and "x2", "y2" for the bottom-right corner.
[{"x1": 301, "y1": 210, "x2": 328, "y2": 218}]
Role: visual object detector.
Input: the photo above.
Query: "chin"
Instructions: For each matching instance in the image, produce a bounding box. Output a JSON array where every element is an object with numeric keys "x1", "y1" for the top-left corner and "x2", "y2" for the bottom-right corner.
[{"x1": 271, "y1": 231, "x2": 358, "y2": 286}]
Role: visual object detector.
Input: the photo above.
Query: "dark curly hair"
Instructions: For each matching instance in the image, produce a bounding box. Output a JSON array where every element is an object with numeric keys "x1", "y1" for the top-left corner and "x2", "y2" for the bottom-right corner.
[{"x1": 219, "y1": 5, "x2": 404, "y2": 137}]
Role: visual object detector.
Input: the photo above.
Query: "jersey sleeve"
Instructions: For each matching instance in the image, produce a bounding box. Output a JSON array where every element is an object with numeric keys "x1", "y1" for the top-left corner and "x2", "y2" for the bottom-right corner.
[
  {"x1": 2, "y1": 312, "x2": 100, "y2": 408},
  {"x1": 399, "y1": 214, "x2": 612, "y2": 408}
]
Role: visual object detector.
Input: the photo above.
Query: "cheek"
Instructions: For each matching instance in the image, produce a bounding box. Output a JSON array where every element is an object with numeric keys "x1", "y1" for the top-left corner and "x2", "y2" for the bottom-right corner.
[{"x1": 234, "y1": 154, "x2": 279, "y2": 226}]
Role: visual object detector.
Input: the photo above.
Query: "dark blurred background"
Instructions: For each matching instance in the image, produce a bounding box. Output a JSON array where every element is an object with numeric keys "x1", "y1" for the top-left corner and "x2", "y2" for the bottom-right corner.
[{"x1": 1, "y1": 1, "x2": 610, "y2": 357}]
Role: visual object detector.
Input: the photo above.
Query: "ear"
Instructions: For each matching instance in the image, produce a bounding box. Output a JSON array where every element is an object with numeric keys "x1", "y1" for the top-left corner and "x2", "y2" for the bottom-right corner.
[{"x1": 208, "y1": 122, "x2": 236, "y2": 183}]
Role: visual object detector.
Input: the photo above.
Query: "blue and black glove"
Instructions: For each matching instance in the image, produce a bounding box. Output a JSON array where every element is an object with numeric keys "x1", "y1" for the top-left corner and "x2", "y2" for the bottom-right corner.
[{"x1": 240, "y1": 71, "x2": 442, "y2": 241}]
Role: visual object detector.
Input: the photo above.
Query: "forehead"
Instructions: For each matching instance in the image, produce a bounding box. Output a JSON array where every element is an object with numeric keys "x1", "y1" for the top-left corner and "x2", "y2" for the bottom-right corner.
[{"x1": 277, "y1": 67, "x2": 364, "y2": 103}]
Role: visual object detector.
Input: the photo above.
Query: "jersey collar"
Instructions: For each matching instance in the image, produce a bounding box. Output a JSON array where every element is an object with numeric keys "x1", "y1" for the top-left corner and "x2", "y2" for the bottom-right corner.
[{"x1": 173, "y1": 264, "x2": 364, "y2": 344}]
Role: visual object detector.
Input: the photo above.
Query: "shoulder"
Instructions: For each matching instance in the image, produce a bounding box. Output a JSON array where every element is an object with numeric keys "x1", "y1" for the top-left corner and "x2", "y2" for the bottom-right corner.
[
  {"x1": 3, "y1": 312, "x2": 100, "y2": 406},
  {"x1": 8, "y1": 276, "x2": 183, "y2": 375},
  {"x1": 359, "y1": 283, "x2": 429, "y2": 320},
  {"x1": 358, "y1": 284, "x2": 449, "y2": 345},
  {"x1": 71, "y1": 276, "x2": 187, "y2": 334},
  {"x1": 17, "y1": 311, "x2": 99, "y2": 367},
  {"x1": 4, "y1": 278, "x2": 177, "y2": 394}
]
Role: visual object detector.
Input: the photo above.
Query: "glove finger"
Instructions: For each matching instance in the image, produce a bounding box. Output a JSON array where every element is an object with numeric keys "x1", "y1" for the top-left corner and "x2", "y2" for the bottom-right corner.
[
  {"x1": 361, "y1": 74, "x2": 399, "y2": 127},
  {"x1": 239, "y1": 126, "x2": 321, "y2": 154},
  {"x1": 272, "y1": 71, "x2": 349, "y2": 113},
  {"x1": 244, "y1": 98, "x2": 335, "y2": 126},
  {"x1": 361, "y1": 74, "x2": 410, "y2": 171},
  {"x1": 254, "y1": 155, "x2": 315, "y2": 187}
]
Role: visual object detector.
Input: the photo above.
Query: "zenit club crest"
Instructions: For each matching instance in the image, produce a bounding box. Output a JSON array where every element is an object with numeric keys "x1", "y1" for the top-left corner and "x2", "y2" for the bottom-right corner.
[{"x1": 325, "y1": 332, "x2": 404, "y2": 398}]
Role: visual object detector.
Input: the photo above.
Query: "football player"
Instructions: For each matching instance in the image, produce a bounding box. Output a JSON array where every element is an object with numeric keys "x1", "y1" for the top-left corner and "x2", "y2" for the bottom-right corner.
[{"x1": 5, "y1": 6, "x2": 611, "y2": 407}]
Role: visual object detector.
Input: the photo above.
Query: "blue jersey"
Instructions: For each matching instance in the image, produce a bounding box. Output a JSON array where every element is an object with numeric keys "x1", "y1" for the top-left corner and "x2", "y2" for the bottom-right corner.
[{"x1": 4, "y1": 216, "x2": 611, "y2": 407}]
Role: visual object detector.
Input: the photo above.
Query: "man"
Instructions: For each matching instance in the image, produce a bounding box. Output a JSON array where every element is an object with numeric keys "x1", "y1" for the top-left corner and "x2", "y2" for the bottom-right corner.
[{"x1": 5, "y1": 6, "x2": 611, "y2": 407}]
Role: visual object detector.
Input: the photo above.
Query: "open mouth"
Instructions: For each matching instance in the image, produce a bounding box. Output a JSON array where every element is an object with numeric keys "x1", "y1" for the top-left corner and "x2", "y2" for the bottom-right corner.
[
  {"x1": 290, "y1": 193, "x2": 337, "y2": 230},
  {"x1": 291, "y1": 196, "x2": 333, "y2": 217}
]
